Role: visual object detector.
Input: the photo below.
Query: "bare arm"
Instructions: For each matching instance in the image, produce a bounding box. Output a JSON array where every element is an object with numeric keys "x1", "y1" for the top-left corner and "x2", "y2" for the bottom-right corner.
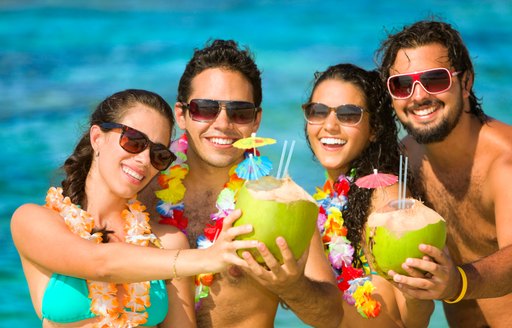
[
  {"x1": 153, "y1": 224, "x2": 196, "y2": 328},
  {"x1": 11, "y1": 205, "x2": 256, "y2": 282},
  {"x1": 390, "y1": 154, "x2": 512, "y2": 300}
]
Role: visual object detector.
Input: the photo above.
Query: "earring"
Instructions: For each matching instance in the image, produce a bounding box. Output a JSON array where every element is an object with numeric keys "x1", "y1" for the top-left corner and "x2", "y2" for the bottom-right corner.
[{"x1": 95, "y1": 151, "x2": 99, "y2": 157}]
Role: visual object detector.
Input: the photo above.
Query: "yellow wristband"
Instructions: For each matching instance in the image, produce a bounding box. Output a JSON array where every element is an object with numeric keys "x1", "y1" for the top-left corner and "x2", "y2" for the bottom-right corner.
[
  {"x1": 444, "y1": 266, "x2": 467, "y2": 304},
  {"x1": 172, "y1": 249, "x2": 181, "y2": 280}
]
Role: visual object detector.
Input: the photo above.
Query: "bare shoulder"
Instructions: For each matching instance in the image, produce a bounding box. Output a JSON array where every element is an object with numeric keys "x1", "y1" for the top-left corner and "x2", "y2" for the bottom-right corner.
[
  {"x1": 152, "y1": 222, "x2": 190, "y2": 250},
  {"x1": 11, "y1": 203, "x2": 58, "y2": 231},
  {"x1": 483, "y1": 118, "x2": 512, "y2": 149}
]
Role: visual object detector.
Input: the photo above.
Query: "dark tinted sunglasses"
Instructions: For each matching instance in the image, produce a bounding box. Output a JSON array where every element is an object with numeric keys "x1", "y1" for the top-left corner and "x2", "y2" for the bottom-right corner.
[
  {"x1": 302, "y1": 103, "x2": 364, "y2": 126},
  {"x1": 181, "y1": 99, "x2": 260, "y2": 124},
  {"x1": 100, "y1": 122, "x2": 175, "y2": 171},
  {"x1": 387, "y1": 67, "x2": 461, "y2": 99}
]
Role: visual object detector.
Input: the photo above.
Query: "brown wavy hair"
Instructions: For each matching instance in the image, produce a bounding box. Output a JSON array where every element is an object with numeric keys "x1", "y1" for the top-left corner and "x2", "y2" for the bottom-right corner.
[
  {"x1": 375, "y1": 19, "x2": 487, "y2": 123},
  {"x1": 61, "y1": 89, "x2": 174, "y2": 209}
]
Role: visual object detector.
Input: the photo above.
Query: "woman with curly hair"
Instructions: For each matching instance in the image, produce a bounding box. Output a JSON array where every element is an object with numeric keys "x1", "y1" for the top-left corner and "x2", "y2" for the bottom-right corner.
[{"x1": 303, "y1": 63, "x2": 434, "y2": 327}]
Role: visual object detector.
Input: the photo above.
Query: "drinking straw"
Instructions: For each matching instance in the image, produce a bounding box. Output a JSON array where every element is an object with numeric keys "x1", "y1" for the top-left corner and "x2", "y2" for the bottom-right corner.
[
  {"x1": 283, "y1": 140, "x2": 296, "y2": 178},
  {"x1": 276, "y1": 140, "x2": 288, "y2": 179},
  {"x1": 398, "y1": 154, "x2": 403, "y2": 208},
  {"x1": 402, "y1": 156, "x2": 408, "y2": 208}
]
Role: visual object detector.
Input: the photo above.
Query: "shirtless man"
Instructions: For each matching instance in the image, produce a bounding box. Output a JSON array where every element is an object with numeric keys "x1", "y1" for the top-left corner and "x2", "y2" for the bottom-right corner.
[
  {"x1": 376, "y1": 20, "x2": 512, "y2": 327},
  {"x1": 141, "y1": 39, "x2": 342, "y2": 328}
]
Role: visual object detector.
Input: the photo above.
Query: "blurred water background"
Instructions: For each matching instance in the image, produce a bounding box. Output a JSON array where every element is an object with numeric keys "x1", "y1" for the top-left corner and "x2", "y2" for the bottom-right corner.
[{"x1": 1, "y1": 1, "x2": 511, "y2": 326}]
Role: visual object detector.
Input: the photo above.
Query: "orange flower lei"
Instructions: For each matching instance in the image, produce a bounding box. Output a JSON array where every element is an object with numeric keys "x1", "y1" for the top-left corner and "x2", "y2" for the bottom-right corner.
[
  {"x1": 45, "y1": 187, "x2": 160, "y2": 327},
  {"x1": 154, "y1": 134, "x2": 246, "y2": 307}
]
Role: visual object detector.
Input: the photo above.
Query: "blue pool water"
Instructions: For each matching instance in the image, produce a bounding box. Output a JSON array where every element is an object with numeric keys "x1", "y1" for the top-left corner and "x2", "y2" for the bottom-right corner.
[{"x1": 1, "y1": 1, "x2": 511, "y2": 326}]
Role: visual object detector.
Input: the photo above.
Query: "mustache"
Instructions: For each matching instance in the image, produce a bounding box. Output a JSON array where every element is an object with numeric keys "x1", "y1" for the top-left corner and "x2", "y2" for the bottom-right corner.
[{"x1": 406, "y1": 99, "x2": 444, "y2": 112}]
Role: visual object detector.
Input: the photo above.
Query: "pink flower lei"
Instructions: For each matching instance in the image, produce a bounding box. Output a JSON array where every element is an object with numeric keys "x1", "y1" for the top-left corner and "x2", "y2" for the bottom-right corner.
[
  {"x1": 45, "y1": 187, "x2": 159, "y2": 327},
  {"x1": 313, "y1": 169, "x2": 381, "y2": 318},
  {"x1": 154, "y1": 134, "x2": 250, "y2": 307}
]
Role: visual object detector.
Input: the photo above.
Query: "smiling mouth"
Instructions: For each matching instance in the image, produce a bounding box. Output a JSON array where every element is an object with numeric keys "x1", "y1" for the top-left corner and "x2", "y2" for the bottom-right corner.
[
  {"x1": 208, "y1": 137, "x2": 235, "y2": 145},
  {"x1": 123, "y1": 166, "x2": 144, "y2": 181},
  {"x1": 320, "y1": 137, "x2": 347, "y2": 146}
]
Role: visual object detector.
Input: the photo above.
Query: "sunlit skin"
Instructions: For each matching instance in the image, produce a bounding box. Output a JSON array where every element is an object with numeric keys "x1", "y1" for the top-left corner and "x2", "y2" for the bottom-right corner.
[
  {"x1": 307, "y1": 77, "x2": 434, "y2": 328},
  {"x1": 89, "y1": 105, "x2": 171, "y2": 205},
  {"x1": 389, "y1": 43, "x2": 466, "y2": 144},
  {"x1": 307, "y1": 79, "x2": 372, "y2": 180},
  {"x1": 385, "y1": 43, "x2": 512, "y2": 328},
  {"x1": 174, "y1": 68, "x2": 261, "y2": 171}
]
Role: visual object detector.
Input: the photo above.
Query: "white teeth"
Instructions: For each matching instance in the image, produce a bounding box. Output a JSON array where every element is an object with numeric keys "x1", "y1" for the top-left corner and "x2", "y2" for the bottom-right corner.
[
  {"x1": 123, "y1": 166, "x2": 143, "y2": 181},
  {"x1": 210, "y1": 137, "x2": 234, "y2": 145},
  {"x1": 412, "y1": 106, "x2": 436, "y2": 116},
  {"x1": 320, "y1": 137, "x2": 346, "y2": 145}
]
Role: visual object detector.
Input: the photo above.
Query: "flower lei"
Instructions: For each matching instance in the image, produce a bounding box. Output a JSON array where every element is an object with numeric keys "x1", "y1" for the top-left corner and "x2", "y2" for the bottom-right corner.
[
  {"x1": 313, "y1": 170, "x2": 381, "y2": 318},
  {"x1": 45, "y1": 187, "x2": 160, "y2": 327},
  {"x1": 154, "y1": 134, "x2": 247, "y2": 307}
]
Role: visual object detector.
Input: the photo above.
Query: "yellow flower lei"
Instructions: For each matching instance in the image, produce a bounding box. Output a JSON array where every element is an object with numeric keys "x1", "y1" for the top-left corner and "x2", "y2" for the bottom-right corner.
[{"x1": 45, "y1": 187, "x2": 160, "y2": 327}]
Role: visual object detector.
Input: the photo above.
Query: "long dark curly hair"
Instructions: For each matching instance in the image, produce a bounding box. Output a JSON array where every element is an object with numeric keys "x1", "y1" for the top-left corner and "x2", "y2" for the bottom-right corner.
[{"x1": 304, "y1": 63, "x2": 403, "y2": 267}]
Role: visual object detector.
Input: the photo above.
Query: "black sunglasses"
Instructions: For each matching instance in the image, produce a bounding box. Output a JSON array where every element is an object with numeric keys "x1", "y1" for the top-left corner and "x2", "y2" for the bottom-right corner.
[
  {"x1": 181, "y1": 99, "x2": 260, "y2": 124},
  {"x1": 99, "y1": 122, "x2": 175, "y2": 171},
  {"x1": 302, "y1": 103, "x2": 364, "y2": 126}
]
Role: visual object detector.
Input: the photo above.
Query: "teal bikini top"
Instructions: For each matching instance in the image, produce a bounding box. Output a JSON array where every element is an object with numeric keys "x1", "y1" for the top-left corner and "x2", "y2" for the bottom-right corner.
[{"x1": 42, "y1": 273, "x2": 168, "y2": 325}]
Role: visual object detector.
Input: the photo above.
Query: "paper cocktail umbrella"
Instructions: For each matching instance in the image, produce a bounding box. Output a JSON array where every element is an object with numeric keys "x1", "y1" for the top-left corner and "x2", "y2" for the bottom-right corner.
[
  {"x1": 355, "y1": 169, "x2": 398, "y2": 189},
  {"x1": 233, "y1": 133, "x2": 276, "y2": 180}
]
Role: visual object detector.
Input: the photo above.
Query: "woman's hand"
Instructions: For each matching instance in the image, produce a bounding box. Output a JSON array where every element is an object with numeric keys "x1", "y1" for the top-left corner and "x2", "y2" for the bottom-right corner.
[{"x1": 204, "y1": 209, "x2": 258, "y2": 272}]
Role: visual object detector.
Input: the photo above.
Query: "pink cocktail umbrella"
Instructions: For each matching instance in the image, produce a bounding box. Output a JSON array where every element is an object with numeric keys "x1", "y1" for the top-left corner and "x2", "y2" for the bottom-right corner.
[{"x1": 355, "y1": 169, "x2": 398, "y2": 189}]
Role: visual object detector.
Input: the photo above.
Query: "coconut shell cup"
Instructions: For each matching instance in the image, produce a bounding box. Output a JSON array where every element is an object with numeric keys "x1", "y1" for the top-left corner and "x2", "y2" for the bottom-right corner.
[
  {"x1": 365, "y1": 198, "x2": 446, "y2": 278},
  {"x1": 234, "y1": 176, "x2": 319, "y2": 264}
]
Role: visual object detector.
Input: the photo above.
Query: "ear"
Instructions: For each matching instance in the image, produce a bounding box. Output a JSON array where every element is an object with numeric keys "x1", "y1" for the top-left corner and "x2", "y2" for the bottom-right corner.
[
  {"x1": 461, "y1": 70, "x2": 474, "y2": 99},
  {"x1": 89, "y1": 124, "x2": 104, "y2": 154},
  {"x1": 174, "y1": 102, "x2": 187, "y2": 130}
]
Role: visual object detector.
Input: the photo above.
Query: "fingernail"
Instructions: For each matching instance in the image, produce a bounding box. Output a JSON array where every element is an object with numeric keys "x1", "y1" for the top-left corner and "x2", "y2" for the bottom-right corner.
[{"x1": 406, "y1": 258, "x2": 414, "y2": 265}]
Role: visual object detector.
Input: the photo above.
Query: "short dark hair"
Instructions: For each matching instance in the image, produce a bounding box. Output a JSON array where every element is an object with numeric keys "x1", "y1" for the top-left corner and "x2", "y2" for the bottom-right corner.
[
  {"x1": 177, "y1": 39, "x2": 262, "y2": 107},
  {"x1": 376, "y1": 19, "x2": 487, "y2": 122}
]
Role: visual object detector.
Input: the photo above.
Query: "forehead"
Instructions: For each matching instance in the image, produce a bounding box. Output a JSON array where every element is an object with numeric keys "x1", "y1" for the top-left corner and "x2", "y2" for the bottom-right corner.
[
  {"x1": 312, "y1": 79, "x2": 367, "y2": 107},
  {"x1": 390, "y1": 43, "x2": 451, "y2": 75},
  {"x1": 188, "y1": 67, "x2": 254, "y2": 102}
]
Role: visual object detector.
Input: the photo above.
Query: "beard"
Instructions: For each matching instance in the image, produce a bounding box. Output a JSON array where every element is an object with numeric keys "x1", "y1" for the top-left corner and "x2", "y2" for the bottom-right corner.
[{"x1": 401, "y1": 99, "x2": 464, "y2": 144}]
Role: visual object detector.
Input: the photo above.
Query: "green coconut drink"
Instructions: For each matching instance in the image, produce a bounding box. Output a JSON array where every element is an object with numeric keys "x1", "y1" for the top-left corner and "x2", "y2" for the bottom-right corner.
[
  {"x1": 234, "y1": 176, "x2": 319, "y2": 264},
  {"x1": 365, "y1": 198, "x2": 446, "y2": 278}
]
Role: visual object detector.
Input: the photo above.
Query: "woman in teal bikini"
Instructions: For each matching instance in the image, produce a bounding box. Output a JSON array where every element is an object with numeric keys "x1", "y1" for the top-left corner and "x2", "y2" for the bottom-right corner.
[
  {"x1": 11, "y1": 89, "x2": 257, "y2": 327},
  {"x1": 303, "y1": 64, "x2": 434, "y2": 327}
]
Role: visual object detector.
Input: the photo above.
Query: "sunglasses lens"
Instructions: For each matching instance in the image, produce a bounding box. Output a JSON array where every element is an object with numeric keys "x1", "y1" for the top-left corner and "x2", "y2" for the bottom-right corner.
[
  {"x1": 225, "y1": 101, "x2": 256, "y2": 124},
  {"x1": 421, "y1": 69, "x2": 451, "y2": 93},
  {"x1": 150, "y1": 144, "x2": 175, "y2": 171},
  {"x1": 188, "y1": 99, "x2": 256, "y2": 124},
  {"x1": 303, "y1": 103, "x2": 363, "y2": 125},
  {"x1": 388, "y1": 75, "x2": 414, "y2": 98},
  {"x1": 189, "y1": 99, "x2": 221, "y2": 122},
  {"x1": 120, "y1": 128, "x2": 148, "y2": 153},
  {"x1": 389, "y1": 68, "x2": 453, "y2": 99},
  {"x1": 304, "y1": 103, "x2": 329, "y2": 124},
  {"x1": 336, "y1": 105, "x2": 363, "y2": 125}
]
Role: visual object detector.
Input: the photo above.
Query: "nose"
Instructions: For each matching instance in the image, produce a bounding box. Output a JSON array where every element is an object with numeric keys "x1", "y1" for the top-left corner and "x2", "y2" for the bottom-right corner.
[
  {"x1": 134, "y1": 146, "x2": 151, "y2": 167},
  {"x1": 410, "y1": 80, "x2": 429, "y2": 100},
  {"x1": 211, "y1": 104, "x2": 232, "y2": 129},
  {"x1": 323, "y1": 109, "x2": 341, "y2": 132}
]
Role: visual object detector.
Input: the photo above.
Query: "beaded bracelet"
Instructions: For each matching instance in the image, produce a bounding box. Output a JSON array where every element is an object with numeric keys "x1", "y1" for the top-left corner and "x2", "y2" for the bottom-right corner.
[
  {"x1": 172, "y1": 249, "x2": 181, "y2": 280},
  {"x1": 444, "y1": 266, "x2": 467, "y2": 304}
]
